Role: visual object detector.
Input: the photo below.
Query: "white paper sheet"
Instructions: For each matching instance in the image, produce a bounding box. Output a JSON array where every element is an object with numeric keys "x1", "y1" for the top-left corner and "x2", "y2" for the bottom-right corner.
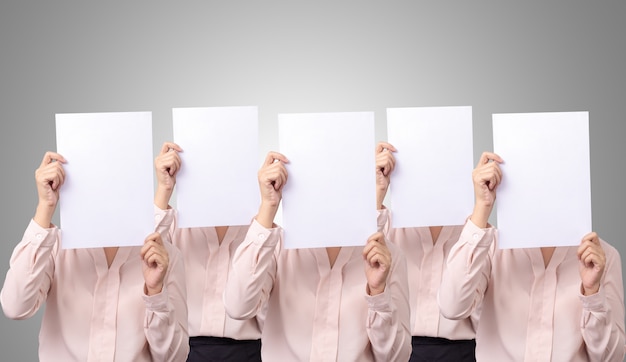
[
  {"x1": 387, "y1": 106, "x2": 474, "y2": 228},
  {"x1": 278, "y1": 112, "x2": 378, "y2": 249},
  {"x1": 172, "y1": 106, "x2": 259, "y2": 227},
  {"x1": 492, "y1": 111, "x2": 592, "y2": 249},
  {"x1": 55, "y1": 112, "x2": 155, "y2": 249}
]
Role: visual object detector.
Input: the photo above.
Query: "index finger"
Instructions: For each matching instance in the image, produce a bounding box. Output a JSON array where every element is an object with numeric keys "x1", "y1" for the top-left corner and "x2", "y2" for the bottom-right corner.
[
  {"x1": 41, "y1": 152, "x2": 66, "y2": 166},
  {"x1": 145, "y1": 232, "x2": 163, "y2": 245},
  {"x1": 477, "y1": 151, "x2": 503, "y2": 165},
  {"x1": 376, "y1": 142, "x2": 397, "y2": 153},
  {"x1": 367, "y1": 232, "x2": 386, "y2": 246},
  {"x1": 264, "y1": 151, "x2": 289, "y2": 165},
  {"x1": 160, "y1": 142, "x2": 182, "y2": 154},
  {"x1": 582, "y1": 232, "x2": 600, "y2": 245}
]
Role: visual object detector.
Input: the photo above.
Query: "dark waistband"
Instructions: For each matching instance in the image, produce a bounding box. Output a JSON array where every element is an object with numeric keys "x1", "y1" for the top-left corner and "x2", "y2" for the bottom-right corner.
[
  {"x1": 189, "y1": 336, "x2": 261, "y2": 346},
  {"x1": 412, "y1": 336, "x2": 476, "y2": 345}
]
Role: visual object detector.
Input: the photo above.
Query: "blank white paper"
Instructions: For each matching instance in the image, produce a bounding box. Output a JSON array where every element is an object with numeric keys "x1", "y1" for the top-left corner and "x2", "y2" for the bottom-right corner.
[
  {"x1": 387, "y1": 106, "x2": 474, "y2": 228},
  {"x1": 493, "y1": 111, "x2": 591, "y2": 249},
  {"x1": 278, "y1": 112, "x2": 377, "y2": 249},
  {"x1": 172, "y1": 106, "x2": 259, "y2": 228},
  {"x1": 55, "y1": 112, "x2": 155, "y2": 249}
]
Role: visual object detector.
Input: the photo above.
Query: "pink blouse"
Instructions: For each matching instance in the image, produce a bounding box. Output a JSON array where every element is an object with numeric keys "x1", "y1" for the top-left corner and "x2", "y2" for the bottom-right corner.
[
  {"x1": 155, "y1": 206, "x2": 263, "y2": 340},
  {"x1": 439, "y1": 219, "x2": 625, "y2": 362},
  {"x1": 381, "y1": 209, "x2": 478, "y2": 340},
  {"x1": 1, "y1": 219, "x2": 189, "y2": 362},
  {"x1": 223, "y1": 219, "x2": 412, "y2": 361}
]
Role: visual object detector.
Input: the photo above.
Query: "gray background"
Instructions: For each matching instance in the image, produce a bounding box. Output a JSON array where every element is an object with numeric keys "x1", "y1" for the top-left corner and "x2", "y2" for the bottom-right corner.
[{"x1": 1, "y1": 1, "x2": 624, "y2": 360}]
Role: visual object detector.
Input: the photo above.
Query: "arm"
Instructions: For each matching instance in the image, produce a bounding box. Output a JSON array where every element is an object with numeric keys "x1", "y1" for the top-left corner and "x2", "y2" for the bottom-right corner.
[
  {"x1": 1, "y1": 221, "x2": 58, "y2": 319},
  {"x1": 363, "y1": 234, "x2": 411, "y2": 361},
  {"x1": 375, "y1": 142, "x2": 396, "y2": 210},
  {"x1": 1, "y1": 152, "x2": 66, "y2": 319},
  {"x1": 578, "y1": 237, "x2": 626, "y2": 362},
  {"x1": 438, "y1": 220, "x2": 495, "y2": 319},
  {"x1": 223, "y1": 220, "x2": 280, "y2": 320},
  {"x1": 438, "y1": 151, "x2": 502, "y2": 319},
  {"x1": 142, "y1": 233, "x2": 189, "y2": 361},
  {"x1": 224, "y1": 151, "x2": 288, "y2": 319},
  {"x1": 154, "y1": 142, "x2": 182, "y2": 210}
]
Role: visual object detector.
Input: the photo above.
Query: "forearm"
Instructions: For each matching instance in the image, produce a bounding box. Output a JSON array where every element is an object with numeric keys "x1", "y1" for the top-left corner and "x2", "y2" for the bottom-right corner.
[
  {"x1": 438, "y1": 219, "x2": 494, "y2": 320},
  {"x1": 0, "y1": 220, "x2": 56, "y2": 319},
  {"x1": 224, "y1": 219, "x2": 278, "y2": 320},
  {"x1": 581, "y1": 253, "x2": 626, "y2": 362},
  {"x1": 367, "y1": 252, "x2": 411, "y2": 362},
  {"x1": 144, "y1": 251, "x2": 189, "y2": 362},
  {"x1": 143, "y1": 288, "x2": 189, "y2": 361},
  {"x1": 153, "y1": 205, "x2": 175, "y2": 243},
  {"x1": 154, "y1": 185, "x2": 173, "y2": 211}
]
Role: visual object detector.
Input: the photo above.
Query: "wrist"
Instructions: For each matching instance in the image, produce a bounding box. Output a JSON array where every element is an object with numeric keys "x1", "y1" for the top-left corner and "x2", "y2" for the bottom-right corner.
[
  {"x1": 145, "y1": 283, "x2": 163, "y2": 296},
  {"x1": 34, "y1": 204, "x2": 55, "y2": 228},
  {"x1": 257, "y1": 203, "x2": 279, "y2": 228},
  {"x1": 582, "y1": 284, "x2": 600, "y2": 296},
  {"x1": 367, "y1": 283, "x2": 385, "y2": 296},
  {"x1": 470, "y1": 204, "x2": 492, "y2": 228}
]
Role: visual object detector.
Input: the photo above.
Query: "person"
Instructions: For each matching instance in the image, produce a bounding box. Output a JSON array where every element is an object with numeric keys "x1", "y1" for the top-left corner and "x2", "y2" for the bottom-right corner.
[
  {"x1": 223, "y1": 151, "x2": 412, "y2": 361},
  {"x1": 438, "y1": 151, "x2": 626, "y2": 361},
  {"x1": 153, "y1": 142, "x2": 264, "y2": 361},
  {"x1": 375, "y1": 142, "x2": 479, "y2": 361},
  {"x1": 0, "y1": 151, "x2": 189, "y2": 362}
]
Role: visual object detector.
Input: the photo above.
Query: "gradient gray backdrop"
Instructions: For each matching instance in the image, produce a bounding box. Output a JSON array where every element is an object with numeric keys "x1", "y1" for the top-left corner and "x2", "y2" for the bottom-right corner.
[{"x1": 1, "y1": 1, "x2": 625, "y2": 360}]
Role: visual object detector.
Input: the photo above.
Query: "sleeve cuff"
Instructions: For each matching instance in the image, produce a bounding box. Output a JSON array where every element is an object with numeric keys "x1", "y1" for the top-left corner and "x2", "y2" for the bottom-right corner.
[
  {"x1": 365, "y1": 287, "x2": 393, "y2": 313},
  {"x1": 247, "y1": 219, "x2": 280, "y2": 248},
  {"x1": 25, "y1": 219, "x2": 58, "y2": 248},
  {"x1": 143, "y1": 286, "x2": 170, "y2": 312},
  {"x1": 579, "y1": 286, "x2": 607, "y2": 312},
  {"x1": 460, "y1": 219, "x2": 494, "y2": 247}
]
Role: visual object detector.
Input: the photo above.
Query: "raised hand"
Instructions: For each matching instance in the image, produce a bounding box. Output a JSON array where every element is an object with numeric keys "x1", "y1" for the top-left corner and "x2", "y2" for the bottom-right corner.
[
  {"x1": 155, "y1": 142, "x2": 182, "y2": 191},
  {"x1": 33, "y1": 152, "x2": 67, "y2": 228},
  {"x1": 375, "y1": 142, "x2": 397, "y2": 209},
  {"x1": 256, "y1": 151, "x2": 289, "y2": 228},
  {"x1": 141, "y1": 232, "x2": 170, "y2": 296},
  {"x1": 363, "y1": 232, "x2": 392, "y2": 296},
  {"x1": 577, "y1": 232, "x2": 606, "y2": 296},
  {"x1": 470, "y1": 152, "x2": 503, "y2": 228},
  {"x1": 154, "y1": 142, "x2": 182, "y2": 209}
]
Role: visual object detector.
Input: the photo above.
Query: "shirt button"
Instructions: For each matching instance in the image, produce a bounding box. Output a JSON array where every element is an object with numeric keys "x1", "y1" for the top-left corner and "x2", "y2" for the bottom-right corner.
[
  {"x1": 35, "y1": 233, "x2": 43, "y2": 240},
  {"x1": 155, "y1": 215, "x2": 162, "y2": 221},
  {"x1": 258, "y1": 233, "x2": 267, "y2": 241},
  {"x1": 472, "y1": 233, "x2": 480, "y2": 241}
]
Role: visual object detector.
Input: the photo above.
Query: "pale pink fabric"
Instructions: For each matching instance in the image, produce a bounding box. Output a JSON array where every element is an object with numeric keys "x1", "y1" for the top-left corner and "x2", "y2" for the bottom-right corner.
[
  {"x1": 1, "y1": 219, "x2": 189, "y2": 362},
  {"x1": 381, "y1": 208, "x2": 478, "y2": 340},
  {"x1": 439, "y1": 219, "x2": 625, "y2": 362},
  {"x1": 223, "y1": 218, "x2": 412, "y2": 362},
  {"x1": 155, "y1": 206, "x2": 263, "y2": 340}
]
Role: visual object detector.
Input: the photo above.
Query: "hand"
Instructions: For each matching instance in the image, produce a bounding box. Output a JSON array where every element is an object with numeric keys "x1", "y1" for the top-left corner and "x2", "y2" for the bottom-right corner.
[
  {"x1": 363, "y1": 232, "x2": 392, "y2": 296},
  {"x1": 470, "y1": 152, "x2": 503, "y2": 227},
  {"x1": 578, "y1": 232, "x2": 606, "y2": 296},
  {"x1": 141, "y1": 232, "x2": 169, "y2": 296},
  {"x1": 256, "y1": 152, "x2": 289, "y2": 228},
  {"x1": 155, "y1": 142, "x2": 182, "y2": 192},
  {"x1": 33, "y1": 152, "x2": 67, "y2": 228},
  {"x1": 375, "y1": 142, "x2": 396, "y2": 209}
]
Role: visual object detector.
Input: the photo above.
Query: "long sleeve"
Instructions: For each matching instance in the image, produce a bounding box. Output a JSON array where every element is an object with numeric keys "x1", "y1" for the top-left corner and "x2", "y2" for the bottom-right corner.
[
  {"x1": 154, "y1": 205, "x2": 175, "y2": 242},
  {"x1": 580, "y1": 241, "x2": 625, "y2": 362},
  {"x1": 377, "y1": 208, "x2": 391, "y2": 236},
  {"x1": 224, "y1": 219, "x2": 279, "y2": 320},
  {"x1": 438, "y1": 219, "x2": 495, "y2": 320},
  {"x1": 366, "y1": 243, "x2": 412, "y2": 362},
  {"x1": 1, "y1": 219, "x2": 57, "y2": 319},
  {"x1": 143, "y1": 242, "x2": 189, "y2": 361}
]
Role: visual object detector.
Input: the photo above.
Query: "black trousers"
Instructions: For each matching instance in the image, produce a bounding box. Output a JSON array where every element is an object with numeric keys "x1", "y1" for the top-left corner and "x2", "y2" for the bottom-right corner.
[
  {"x1": 187, "y1": 336, "x2": 262, "y2": 362},
  {"x1": 409, "y1": 336, "x2": 476, "y2": 362}
]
